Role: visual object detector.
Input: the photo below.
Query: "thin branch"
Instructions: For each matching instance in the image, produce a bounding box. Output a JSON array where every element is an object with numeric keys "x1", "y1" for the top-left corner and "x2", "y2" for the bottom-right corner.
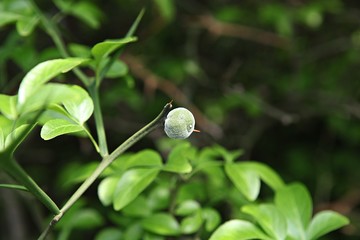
[{"x1": 191, "y1": 14, "x2": 290, "y2": 49}]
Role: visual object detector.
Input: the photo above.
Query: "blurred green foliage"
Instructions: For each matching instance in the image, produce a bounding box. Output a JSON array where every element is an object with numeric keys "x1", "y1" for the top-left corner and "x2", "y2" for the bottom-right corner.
[{"x1": 0, "y1": 0, "x2": 359, "y2": 239}]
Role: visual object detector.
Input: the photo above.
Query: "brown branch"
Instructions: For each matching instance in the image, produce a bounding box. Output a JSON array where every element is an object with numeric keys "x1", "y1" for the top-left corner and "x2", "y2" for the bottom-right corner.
[
  {"x1": 191, "y1": 14, "x2": 290, "y2": 49},
  {"x1": 122, "y1": 54, "x2": 223, "y2": 139}
]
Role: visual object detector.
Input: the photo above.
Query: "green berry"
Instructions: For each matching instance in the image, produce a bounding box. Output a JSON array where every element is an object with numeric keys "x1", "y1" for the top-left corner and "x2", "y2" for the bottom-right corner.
[{"x1": 164, "y1": 107, "x2": 195, "y2": 139}]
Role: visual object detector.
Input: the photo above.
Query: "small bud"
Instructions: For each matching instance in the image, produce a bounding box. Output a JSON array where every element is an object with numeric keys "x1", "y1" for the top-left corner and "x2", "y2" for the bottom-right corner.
[{"x1": 164, "y1": 107, "x2": 196, "y2": 139}]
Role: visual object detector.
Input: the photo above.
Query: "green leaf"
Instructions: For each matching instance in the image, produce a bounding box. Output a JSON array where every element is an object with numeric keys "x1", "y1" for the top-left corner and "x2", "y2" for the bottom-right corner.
[
  {"x1": 106, "y1": 59, "x2": 128, "y2": 78},
  {"x1": 124, "y1": 149, "x2": 163, "y2": 169},
  {"x1": 54, "y1": 0, "x2": 103, "y2": 29},
  {"x1": 98, "y1": 176, "x2": 119, "y2": 206},
  {"x1": 242, "y1": 204, "x2": 287, "y2": 240},
  {"x1": 142, "y1": 213, "x2": 181, "y2": 236},
  {"x1": 0, "y1": 12, "x2": 21, "y2": 27},
  {"x1": 202, "y1": 208, "x2": 221, "y2": 232},
  {"x1": 0, "y1": 183, "x2": 27, "y2": 191},
  {"x1": 147, "y1": 185, "x2": 170, "y2": 211},
  {"x1": 0, "y1": 94, "x2": 17, "y2": 119},
  {"x1": 17, "y1": 58, "x2": 88, "y2": 106},
  {"x1": 113, "y1": 168, "x2": 159, "y2": 210},
  {"x1": 175, "y1": 200, "x2": 200, "y2": 216},
  {"x1": 241, "y1": 162, "x2": 285, "y2": 190},
  {"x1": 180, "y1": 210, "x2": 203, "y2": 234},
  {"x1": 95, "y1": 228, "x2": 123, "y2": 240},
  {"x1": 209, "y1": 220, "x2": 271, "y2": 240},
  {"x1": 275, "y1": 183, "x2": 312, "y2": 240},
  {"x1": 63, "y1": 86, "x2": 94, "y2": 124},
  {"x1": 154, "y1": 0, "x2": 175, "y2": 22},
  {"x1": 122, "y1": 196, "x2": 152, "y2": 217},
  {"x1": 60, "y1": 208, "x2": 104, "y2": 229},
  {"x1": 0, "y1": 128, "x2": 5, "y2": 151},
  {"x1": 306, "y1": 210, "x2": 349, "y2": 240},
  {"x1": 19, "y1": 83, "x2": 78, "y2": 114},
  {"x1": 225, "y1": 163, "x2": 260, "y2": 201},
  {"x1": 68, "y1": 43, "x2": 91, "y2": 58},
  {"x1": 91, "y1": 37, "x2": 137, "y2": 63},
  {"x1": 40, "y1": 119, "x2": 84, "y2": 140},
  {"x1": 4, "y1": 124, "x2": 30, "y2": 150},
  {"x1": 16, "y1": 15, "x2": 39, "y2": 36},
  {"x1": 38, "y1": 104, "x2": 73, "y2": 125},
  {"x1": 60, "y1": 162, "x2": 98, "y2": 188},
  {"x1": 163, "y1": 142, "x2": 193, "y2": 173}
]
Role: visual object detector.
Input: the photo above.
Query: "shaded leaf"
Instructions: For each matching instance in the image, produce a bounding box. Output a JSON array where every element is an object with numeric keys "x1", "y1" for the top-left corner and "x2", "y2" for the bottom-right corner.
[
  {"x1": 202, "y1": 208, "x2": 221, "y2": 232},
  {"x1": 142, "y1": 213, "x2": 181, "y2": 236},
  {"x1": 95, "y1": 228, "x2": 123, "y2": 240},
  {"x1": 122, "y1": 196, "x2": 152, "y2": 217}
]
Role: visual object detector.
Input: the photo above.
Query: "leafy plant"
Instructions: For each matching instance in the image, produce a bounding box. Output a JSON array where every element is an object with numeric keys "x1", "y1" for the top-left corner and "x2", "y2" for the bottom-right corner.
[{"x1": 0, "y1": 0, "x2": 351, "y2": 239}]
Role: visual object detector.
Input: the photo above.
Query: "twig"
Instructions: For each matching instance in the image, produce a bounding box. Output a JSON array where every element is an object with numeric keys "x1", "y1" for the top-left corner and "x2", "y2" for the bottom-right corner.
[{"x1": 191, "y1": 14, "x2": 290, "y2": 49}]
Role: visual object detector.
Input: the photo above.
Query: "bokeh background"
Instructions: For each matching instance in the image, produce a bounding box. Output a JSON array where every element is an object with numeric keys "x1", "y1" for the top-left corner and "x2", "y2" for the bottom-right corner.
[{"x1": 1, "y1": 0, "x2": 360, "y2": 239}]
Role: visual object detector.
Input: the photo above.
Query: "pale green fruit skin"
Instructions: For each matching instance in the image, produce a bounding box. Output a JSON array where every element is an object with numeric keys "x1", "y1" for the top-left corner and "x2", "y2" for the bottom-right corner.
[{"x1": 164, "y1": 107, "x2": 195, "y2": 139}]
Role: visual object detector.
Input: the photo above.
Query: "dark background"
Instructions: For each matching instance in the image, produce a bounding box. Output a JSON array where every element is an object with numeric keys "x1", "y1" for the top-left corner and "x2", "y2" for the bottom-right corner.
[{"x1": 1, "y1": 0, "x2": 359, "y2": 239}]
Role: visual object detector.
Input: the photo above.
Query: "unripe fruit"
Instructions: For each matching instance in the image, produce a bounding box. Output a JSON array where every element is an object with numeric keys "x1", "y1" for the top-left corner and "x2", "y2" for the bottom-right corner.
[{"x1": 164, "y1": 107, "x2": 196, "y2": 139}]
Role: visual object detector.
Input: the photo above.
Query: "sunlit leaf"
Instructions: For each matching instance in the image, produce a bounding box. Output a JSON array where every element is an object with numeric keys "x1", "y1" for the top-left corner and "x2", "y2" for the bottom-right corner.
[
  {"x1": 180, "y1": 210, "x2": 203, "y2": 234},
  {"x1": 16, "y1": 15, "x2": 39, "y2": 36},
  {"x1": 209, "y1": 220, "x2": 271, "y2": 240},
  {"x1": 0, "y1": 94, "x2": 17, "y2": 119},
  {"x1": 20, "y1": 83, "x2": 77, "y2": 114},
  {"x1": 242, "y1": 203, "x2": 287, "y2": 240},
  {"x1": 275, "y1": 183, "x2": 312, "y2": 240},
  {"x1": 0, "y1": 12, "x2": 21, "y2": 27},
  {"x1": 113, "y1": 168, "x2": 159, "y2": 210},
  {"x1": 40, "y1": 119, "x2": 84, "y2": 140},
  {"x1": 124, "y1": 149, "x2": 163, "y2": 169},
  {"x1": 163, "y1": 142, "x2": 193, "y2": 173},
  {"x1": 175, "y1": 200, "x2": 200, "y2": 216},
  {"x1": 98, "y1": 176, "x2": 119, "y2": 206},
  {"x1": 18, "y1": 58, "x2": 88, "y2": 106},
  {"x1": 241, "y1": 162, "x2": 285, "y2": 191},
  {"x1": 91, "y1": 37, "x2": 137, "y2": 63},
  {"x1": 63, "y1": 86, "x2": 94, "y2": 124},
  {"x1": 306, "y1": 210, "x2": 349, "y2": 240},
  {"x1": 225, "y1": 163, "x2": 260, "y2": 201},
  {"x1": 4, "y1": 124, "x2": 30, "y2": 149}
]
